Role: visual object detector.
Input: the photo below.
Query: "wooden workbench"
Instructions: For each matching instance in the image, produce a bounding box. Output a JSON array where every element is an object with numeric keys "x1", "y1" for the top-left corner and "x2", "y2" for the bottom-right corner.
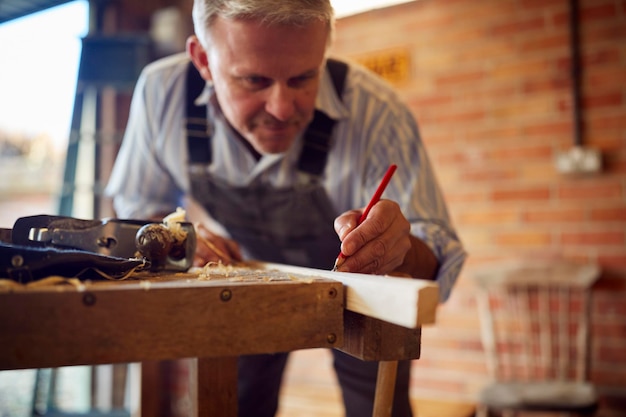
[{"x1": 0, "y1": 263, "x2": 439, "y2": 416}]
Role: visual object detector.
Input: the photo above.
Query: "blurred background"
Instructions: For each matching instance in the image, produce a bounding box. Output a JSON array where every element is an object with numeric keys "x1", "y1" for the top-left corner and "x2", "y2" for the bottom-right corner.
[{"x1": 0, "y1": 0, "x2": 624, "y2": 416}]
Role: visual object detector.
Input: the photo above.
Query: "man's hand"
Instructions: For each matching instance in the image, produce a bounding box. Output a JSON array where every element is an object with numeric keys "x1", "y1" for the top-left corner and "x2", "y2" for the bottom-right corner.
[
  {"x1": 193, "y1": 223, "x2": 242, "y2": 267},
  {"x1": 333, "y1": 200, "x2": 439, "y2": 279},
  {"x1": 333, "y1": 200, "x2": 411, "y2": 275}
]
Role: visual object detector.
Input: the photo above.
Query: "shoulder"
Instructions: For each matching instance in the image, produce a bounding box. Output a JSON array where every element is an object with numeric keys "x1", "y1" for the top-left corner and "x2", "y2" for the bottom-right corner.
[
  {"x1": 327, "y1": 57, "x2": 415, "y2": 132},
  {"x1": 326, "y1": 57, "x2": 411, "y2": 123},
  {"x1": 341, "y1": 58, "x2": 404, "y2": 105},
  {"x1": 138, "y1": 52, "x2": 190, "y2": 92}
]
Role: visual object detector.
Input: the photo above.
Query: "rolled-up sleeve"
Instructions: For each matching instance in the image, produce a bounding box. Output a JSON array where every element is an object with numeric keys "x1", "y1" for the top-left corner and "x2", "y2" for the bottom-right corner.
[{"x1": 105, "y1": 58, "x2": 187, "y2": 219}]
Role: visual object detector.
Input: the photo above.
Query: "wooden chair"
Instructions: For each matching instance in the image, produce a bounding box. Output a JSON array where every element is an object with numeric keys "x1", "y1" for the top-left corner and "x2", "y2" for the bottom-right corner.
[{"x1": 472, "y1": 261, "x2": 600, "y2": 417}]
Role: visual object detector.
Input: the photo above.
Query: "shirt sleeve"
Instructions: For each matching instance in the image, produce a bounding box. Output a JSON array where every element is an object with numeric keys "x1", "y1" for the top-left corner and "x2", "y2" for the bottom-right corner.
[
  {"x1": 369, "y1": 102, "x2": 467, "y2": 303},
  {"x1": 105, "y1": 66, "x2": 186, "y2": 219}
]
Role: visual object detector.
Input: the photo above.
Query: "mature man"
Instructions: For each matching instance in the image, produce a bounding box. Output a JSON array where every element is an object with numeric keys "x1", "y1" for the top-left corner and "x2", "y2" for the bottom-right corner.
[{"x1": 106, "y1": 1, "x2": 466, "y2": 415}]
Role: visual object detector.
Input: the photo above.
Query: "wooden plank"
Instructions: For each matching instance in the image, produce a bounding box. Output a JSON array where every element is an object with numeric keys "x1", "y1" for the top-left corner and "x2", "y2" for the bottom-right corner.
[
  {"x1": 340, "y1": 310, "x2": 421, "y2": 361},
  {"x1": 258, "y1": 263, "x2": 439, "y2": 328},
  {"x1": 0, "y1": 278, "x2": 343, "y2": 370}
]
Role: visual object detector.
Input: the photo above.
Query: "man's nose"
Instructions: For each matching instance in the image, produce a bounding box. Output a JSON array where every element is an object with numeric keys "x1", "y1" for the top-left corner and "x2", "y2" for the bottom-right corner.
[{"x1": 265, "y1": 84, "x2": 296, "y2": 121}]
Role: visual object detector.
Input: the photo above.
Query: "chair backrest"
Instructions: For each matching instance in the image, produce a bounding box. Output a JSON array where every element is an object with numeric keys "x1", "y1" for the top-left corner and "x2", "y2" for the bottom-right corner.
[{"x1": 473, "y1": 261, "x2": 600, "y2": 384}]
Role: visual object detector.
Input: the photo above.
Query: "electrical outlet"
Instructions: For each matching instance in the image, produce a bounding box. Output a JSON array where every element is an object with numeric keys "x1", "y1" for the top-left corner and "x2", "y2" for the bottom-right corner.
[{"x1": 555, "y1": 146, "x2": 602, "y2": 175}]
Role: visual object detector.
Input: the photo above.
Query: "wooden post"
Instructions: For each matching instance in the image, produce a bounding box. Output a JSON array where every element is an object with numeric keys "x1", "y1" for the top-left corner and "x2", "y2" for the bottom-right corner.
[
  {"x1": 191, "y1": 357, "x2": 238, "y2": 417},
  {"x1": 373, "y1": 361, "x2": 398, "y2": 417}
]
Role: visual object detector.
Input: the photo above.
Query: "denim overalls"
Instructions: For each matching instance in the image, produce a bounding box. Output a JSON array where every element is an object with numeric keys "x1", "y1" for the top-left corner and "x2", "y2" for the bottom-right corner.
[{"x1": 186, "y1": 62, "x2": 413, "y2": 417}]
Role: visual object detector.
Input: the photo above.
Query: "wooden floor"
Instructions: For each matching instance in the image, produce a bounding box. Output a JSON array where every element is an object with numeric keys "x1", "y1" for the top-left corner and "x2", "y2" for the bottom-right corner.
[
  {"x1": 276, "y1": 349, "x2": 476, "y2": 417},
  {"x1": 278, "y1": 384, "x2": 476, "y2": 417}
]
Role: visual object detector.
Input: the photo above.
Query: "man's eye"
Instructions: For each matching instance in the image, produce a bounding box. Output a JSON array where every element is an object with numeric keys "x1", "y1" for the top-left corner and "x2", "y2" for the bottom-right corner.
[
  {"x1": 289, "y1": 74, "x2": 315, "y2": 88},
  {"x1": 242, "y1": 76, "x2": 270, "y2": 89}
]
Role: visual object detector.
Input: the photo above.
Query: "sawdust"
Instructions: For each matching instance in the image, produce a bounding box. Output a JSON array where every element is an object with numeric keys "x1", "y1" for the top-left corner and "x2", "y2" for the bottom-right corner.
[{"x1": 196, "y1": 261, "x2": 314, "y2": 284}]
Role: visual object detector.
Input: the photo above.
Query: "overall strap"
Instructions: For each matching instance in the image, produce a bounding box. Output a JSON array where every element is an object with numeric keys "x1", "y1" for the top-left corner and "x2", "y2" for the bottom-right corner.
[
  {"x1": 185, "y1": 62, "x2": 212, "y2": 164},
  {"x1": 297, "y1": 58, "x2": 348, "y2": 176},
  {"x1": 185, "y1": 58, "x2": 348, "y2": 172}
]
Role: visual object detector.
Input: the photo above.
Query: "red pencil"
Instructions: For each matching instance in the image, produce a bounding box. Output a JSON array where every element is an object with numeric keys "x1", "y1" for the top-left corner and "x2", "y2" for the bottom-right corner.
[{"x1": 332, "y1": 164, "x2": 398, "y2": 271}]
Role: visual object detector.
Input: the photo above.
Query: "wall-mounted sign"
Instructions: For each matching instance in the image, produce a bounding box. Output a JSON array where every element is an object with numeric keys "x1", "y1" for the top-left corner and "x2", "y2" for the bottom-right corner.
[{"x1": 354, "y1": 47, "x2": 411, "y2": 84}]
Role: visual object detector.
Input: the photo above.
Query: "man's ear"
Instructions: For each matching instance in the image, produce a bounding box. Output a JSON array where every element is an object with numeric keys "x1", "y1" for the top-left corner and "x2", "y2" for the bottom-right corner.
[{"x1": 186, "y1": 35, "x2": 212, "y2": 81}]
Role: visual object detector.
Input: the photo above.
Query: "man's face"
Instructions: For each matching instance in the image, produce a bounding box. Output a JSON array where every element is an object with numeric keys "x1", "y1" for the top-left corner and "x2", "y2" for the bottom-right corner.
[{"x1": 203, "y1": 17, "x2": 328, "y2": 155}]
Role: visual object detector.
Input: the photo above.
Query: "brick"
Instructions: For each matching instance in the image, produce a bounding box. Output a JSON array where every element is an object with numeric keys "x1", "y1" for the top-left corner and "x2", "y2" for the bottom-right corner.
[
  {"x1": 558, "y1": 182, "x2": 623, "y2": 200},
  {"x1": 486, "y1": 145, "x2": 554, "y2": 161},
  {"x1": 552, "y1": 2, "x2": 618, "y2": 26},
  {"x1": 519, "y1": 33, "x2": 569, "y2": 53},
  {"x1": 594, "y1": 292, "x2": 626, "y2": 316},
  {"x1": 597, "y1": 254, "x2": 626, "y2": 269},
  {"x1": 524, "y1": 121, "x2": 573, "y2": 137},
  {"x1": 583, "y1": 21, "x2": 626, "y2": 44},
  {"x1": 561, "y1": 231, "x2": 625, "y2": 246},
  {"x1": 594, "y1": 341, "x2": 626, "y2": 362},
  {"x1": 583, "y1": 92, "x2": 624, "y2": 110},
  {"x1": 465, "y1": 126, "x2": 523, "y2": 142},
  {"x1": 519, "y1": 163, "x2": 563, "y2": 182},
  {"x1": 420, "y1": 336, "x2": 484, "y2": 353},
  {"x1": 410, "y1": 377, "x2": 469, "y2": 393},
  {"x1": 586, "y1": 113, "x2": 626, "y2": 131},
  {"x1": 459, "y1": 167, "x2": 520, "y2": 183},
  {"x1": 494, "y1": 231, "x2": 553, "y2": 247},
  {"x1": 580, "y1": 2, "x2": 619, "y2": 22},
  {"x1": 590, "y1": 368, "x2": 626, "y2": 386},
  {"x1": 408, "y1": 93, "x2": 453, "y2": 108},
  {"x1": 489, "y1": 17, "x2": 546, "y2": 37},
  {"x1": 434, "y1": 70, "x2": 485, "y2": 88},
  {"x1": 415, "y1": 355, "x2": 487, "y2": 376},
  {"x1": 489, "y1": 59, "x2": 558, "y2": 83},
  {"x1": 444, "y1": 190, "x2": 491, "y2": 204},
  {"x1": 585, "y1": 67, "x2": 626, "y2": 90},
  {"x1": 459, "y1": 209, "x2": 520, "y2": 225},
  {"x1": 491, "y1": 187, "x2": 552, "y2": 202},
  {"x1": 423, "y1": 109, "x2": 487, "y2": 124},
  {"x1": 491, "y1": 97, "x2": 560, "y2": 121},
  {"x1": 590, "y1": 207, "x2": 626, "y2": 222},
  {"x1": 523, "y1": 208, "x2": 587, "y2": 223},
  {"x1": 523, "y1": 76, "x2": 570, "y2": 94},
  {"x1": 521, "y1": 0, "x2": 567, "y2": 9}
]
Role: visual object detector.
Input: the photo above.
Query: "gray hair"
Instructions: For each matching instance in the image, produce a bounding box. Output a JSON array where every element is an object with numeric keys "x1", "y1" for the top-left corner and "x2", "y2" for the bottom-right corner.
[{"x1": 192, "y1": 0, "x2": 335, "y2": 49}]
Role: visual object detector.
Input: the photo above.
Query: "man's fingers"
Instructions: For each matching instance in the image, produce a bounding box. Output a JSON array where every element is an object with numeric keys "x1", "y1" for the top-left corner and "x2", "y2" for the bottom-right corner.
[{"x1": 194, "y1": 223, "x2": 242, "y2": 265}]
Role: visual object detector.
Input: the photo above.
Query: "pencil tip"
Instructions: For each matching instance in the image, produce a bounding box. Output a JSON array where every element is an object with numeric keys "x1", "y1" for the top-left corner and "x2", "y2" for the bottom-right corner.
[{"x1": 332, "y1": 255, "x2": 345, "y2": 272}]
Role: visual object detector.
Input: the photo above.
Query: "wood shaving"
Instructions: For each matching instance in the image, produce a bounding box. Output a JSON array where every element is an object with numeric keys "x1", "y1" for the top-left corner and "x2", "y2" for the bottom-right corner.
[
  {"x1": 0, "y1": 276, "x2": 86, "y2": 291},
  {"x1": 163, "y1": 207, "x2": 188, "y2": 243}
]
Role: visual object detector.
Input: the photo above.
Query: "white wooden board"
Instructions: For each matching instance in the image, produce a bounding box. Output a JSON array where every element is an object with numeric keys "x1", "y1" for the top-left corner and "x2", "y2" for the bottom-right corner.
[{"x1": 259, "y1": 263, "x2": 439, "y2": 328}]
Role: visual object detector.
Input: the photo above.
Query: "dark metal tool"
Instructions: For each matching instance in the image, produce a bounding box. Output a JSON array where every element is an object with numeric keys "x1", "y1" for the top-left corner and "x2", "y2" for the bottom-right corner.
[{"x1": 10, "y1": 215, "x2": 196, "y2": 272}]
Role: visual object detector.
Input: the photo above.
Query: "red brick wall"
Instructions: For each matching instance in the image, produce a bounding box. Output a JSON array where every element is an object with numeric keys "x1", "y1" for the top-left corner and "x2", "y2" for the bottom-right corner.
[{"x1": 331, "y1": 0, "x2": 626, "y2": 405}]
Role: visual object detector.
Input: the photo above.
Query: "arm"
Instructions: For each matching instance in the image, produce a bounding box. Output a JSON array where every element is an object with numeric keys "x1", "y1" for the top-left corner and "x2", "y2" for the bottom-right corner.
[{"x1": 330, "y1": 85, "x2": 465, "y2": 300}]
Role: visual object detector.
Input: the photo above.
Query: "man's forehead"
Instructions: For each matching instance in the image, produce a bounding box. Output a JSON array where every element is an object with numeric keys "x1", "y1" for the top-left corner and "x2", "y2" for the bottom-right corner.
[{"x1": 208, "y1": 16, "x2": 328, "y2": 75}]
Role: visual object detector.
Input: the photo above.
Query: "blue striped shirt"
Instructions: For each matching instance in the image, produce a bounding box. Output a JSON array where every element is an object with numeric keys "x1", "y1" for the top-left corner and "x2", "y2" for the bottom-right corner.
[{"x1": 106, "y1": 53, "x2": 466, "y2": 301}]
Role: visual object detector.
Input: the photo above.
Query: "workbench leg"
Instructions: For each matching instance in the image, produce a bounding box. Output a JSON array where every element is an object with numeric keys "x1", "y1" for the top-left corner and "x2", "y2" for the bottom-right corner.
[
  {"x1": 372, "y1": 360, "x2": 398, "y2": 417},
  {"x1": 190, "y1": 356, "x2": 238, "y2": 417},
  {"x1": 141, "y1": 360, "x2": 173, "y2": 417}
]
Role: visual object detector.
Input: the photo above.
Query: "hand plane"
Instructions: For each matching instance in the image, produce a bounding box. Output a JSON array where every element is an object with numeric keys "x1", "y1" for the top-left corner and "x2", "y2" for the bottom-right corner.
[{"x1": 9, "y1": 215, "x2": 196, "y2": 272}]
